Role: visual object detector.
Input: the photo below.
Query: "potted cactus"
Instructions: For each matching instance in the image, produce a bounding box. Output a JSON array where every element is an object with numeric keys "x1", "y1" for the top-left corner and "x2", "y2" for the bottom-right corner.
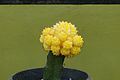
[{"x1": 11, "y1": 21, "x2": 90, "y2": 80}]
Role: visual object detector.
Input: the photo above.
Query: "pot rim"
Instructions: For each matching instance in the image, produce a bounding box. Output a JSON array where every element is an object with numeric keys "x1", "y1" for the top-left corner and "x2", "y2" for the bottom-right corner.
[{"x1": 10, "y1": 68, "x2": 91, "y2": 80}]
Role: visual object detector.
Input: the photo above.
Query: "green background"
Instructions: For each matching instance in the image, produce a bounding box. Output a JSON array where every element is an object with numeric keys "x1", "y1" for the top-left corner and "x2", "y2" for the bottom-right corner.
[{"x1": 0, "y1": 5, "x2": 120, "y2": 80}]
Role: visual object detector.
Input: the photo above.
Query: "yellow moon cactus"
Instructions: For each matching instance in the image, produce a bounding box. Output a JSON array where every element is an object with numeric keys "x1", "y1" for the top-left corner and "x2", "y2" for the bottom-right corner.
[{"x1": 40, "y1": 21, "x2": 84, "y2": 57}]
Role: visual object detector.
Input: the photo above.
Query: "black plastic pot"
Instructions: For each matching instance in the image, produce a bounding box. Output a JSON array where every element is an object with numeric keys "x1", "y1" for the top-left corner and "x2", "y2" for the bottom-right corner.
[{"x1": 10, "y1": 68, "x2": 91, "y2": 80}]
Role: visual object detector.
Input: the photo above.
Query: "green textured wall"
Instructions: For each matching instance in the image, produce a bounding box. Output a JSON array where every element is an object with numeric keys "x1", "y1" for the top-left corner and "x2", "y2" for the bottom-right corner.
[{"x1": 0, "y1": 5, "x2": 120, "y2": 80}]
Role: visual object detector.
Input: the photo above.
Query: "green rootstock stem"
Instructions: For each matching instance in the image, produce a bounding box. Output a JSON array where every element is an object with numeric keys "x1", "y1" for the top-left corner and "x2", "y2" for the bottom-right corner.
[{"x1": 43, "y1": 51, "x2": 65, "y2": 80}]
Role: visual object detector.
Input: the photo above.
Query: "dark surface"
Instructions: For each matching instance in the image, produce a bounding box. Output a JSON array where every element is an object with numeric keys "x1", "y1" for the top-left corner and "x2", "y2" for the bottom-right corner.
[
  {"x1": 12, "y1": 68, "x2": 89, "y2": 80},
  {"x1": 0, "y1": 0, "x2": 120, "y2": 4}
]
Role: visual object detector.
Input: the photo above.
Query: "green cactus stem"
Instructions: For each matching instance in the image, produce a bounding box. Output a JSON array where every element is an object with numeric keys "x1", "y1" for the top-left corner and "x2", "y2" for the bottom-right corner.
[{"x1": 43, "y1": 51, "x2": 65, "y2": 80}]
